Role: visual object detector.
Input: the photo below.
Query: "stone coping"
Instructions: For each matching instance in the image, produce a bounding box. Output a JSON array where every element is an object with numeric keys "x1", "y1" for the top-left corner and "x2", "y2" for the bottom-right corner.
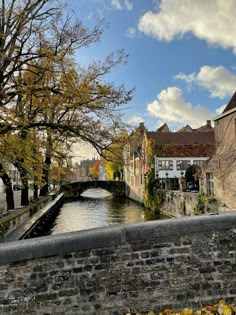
[
  {"x1": 0, "y1": 211, "x2": 235, "y2": 264},
  {"x1": 2, "y1": 193, "x2": 64, "y2": 242}
]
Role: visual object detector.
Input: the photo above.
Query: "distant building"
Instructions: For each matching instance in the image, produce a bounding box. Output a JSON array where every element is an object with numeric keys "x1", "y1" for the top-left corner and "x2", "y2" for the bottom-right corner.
[
  {"x1": 0, "y1": 165, "x2": 22, "y2": 193},
  {"x1": 77, "y1": 158, "x2": 100, "y2": 181},
  {"x1": 124, "y1": 121, "x2": 215, "y2": 203},
  {"x1": 151, "y1": 128, "x2": 215, "y2": 190}
]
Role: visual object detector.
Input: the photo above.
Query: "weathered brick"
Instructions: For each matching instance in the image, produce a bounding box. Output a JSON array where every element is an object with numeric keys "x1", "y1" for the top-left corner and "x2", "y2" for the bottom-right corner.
[{"x1": 0, "y1": 220, "x2": 235, "y2": 315}]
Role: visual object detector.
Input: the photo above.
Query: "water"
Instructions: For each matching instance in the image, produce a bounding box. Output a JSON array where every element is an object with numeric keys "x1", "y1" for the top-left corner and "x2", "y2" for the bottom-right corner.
[{"x1": 51, "y1": 188, "x2": 166, "y2": 235}]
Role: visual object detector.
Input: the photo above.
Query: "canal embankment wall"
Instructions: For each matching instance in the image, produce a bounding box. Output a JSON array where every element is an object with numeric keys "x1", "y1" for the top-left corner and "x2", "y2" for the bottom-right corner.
[
  {"x1": 0, "y1": 191, "x2": 62, "y2": 242},
  {"x1": 155, "y1": 190, "x2": 230, "y2": 217},
  {"x1": 0, "y1": 211, "x2": 235, "y2": 314}
]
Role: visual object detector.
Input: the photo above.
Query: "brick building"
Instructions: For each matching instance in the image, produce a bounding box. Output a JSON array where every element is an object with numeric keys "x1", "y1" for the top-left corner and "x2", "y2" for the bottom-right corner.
[
  {"x1": 202, "y1": 92, "x2": 236, "y2": 209},
  {"x1": 124, "y1": 121, "x2": 215, "y2": 204}
]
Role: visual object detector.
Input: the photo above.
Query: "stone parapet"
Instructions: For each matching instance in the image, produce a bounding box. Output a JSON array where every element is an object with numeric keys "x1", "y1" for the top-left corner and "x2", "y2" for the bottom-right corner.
[{"x1": 0, "y1": 212, "x2": 235, "y2": 314}]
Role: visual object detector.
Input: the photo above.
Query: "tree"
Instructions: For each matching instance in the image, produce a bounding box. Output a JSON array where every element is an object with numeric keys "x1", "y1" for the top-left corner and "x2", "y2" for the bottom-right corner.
[
  {"x1": 0, "y1": 0, "x2": 133, "y2": 209},
  {"x1": 0, "y1": 0, "x2": 132, "y2": 140},
  {"x1": 0, "y1": 162, "x2": 14, "y2": 210},
  {"x1": 89, "y1": 160, "x2": 101, "y2": 180},
  {"x1": 102, "y1": 132, "x2": 128, "y2": 180}
]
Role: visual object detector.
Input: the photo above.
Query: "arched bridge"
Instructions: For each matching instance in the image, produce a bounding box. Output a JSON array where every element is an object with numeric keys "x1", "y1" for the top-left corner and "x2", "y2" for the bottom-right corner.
[{"x1": 61, "y1": 180, "x2": 126, "y2": 198}]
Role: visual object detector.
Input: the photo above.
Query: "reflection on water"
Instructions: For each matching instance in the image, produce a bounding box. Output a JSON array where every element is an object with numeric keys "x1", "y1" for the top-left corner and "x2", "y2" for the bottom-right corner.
[{"x1": 51, "y1": 188, "x2": 166, "y2": 235}]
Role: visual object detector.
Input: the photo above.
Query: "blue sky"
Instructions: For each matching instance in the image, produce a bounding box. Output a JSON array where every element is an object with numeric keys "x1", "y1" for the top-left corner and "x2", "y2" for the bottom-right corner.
[{"x1": 69, "y1": 0, "x2": 236, "y2": 158}]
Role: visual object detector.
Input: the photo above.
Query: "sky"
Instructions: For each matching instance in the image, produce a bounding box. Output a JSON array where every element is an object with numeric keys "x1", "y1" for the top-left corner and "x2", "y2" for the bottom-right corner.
[{"x1": 69, "y1": 0, "x2": 236, "y2": 160}]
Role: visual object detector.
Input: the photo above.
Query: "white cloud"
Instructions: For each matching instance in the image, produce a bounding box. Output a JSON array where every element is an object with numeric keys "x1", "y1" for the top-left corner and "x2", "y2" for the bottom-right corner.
[
  {"x1": 111, "y1": 0, "x2": 133, "y2": 10},
  {"x1": 111, "y1": 0, "x2": 122, "y2": 10},
  {"x1": 124, "y1": 0, "x2": 133, "y2": 10},
  {"x1": 86, "y1": 12, "x2": 94, "y2": 21},
  {"x1": 147, "y1": 87, "x2": 212, "y2": 128},
  {"x1": 128, "y1": 115, "x2": 144, "y2": 125},
  {"x1": 175, "y1": 66, "x2": 236, "y2": 99},
  {"x1": 216, "y1": 104, "x2": 227, "y2": 115},
  {"x1": 126, "y1": 27, "x2": 136, "y2": 38},
  {"x1": 138, "y1": 0, "x2": 236, "y2": 53}
]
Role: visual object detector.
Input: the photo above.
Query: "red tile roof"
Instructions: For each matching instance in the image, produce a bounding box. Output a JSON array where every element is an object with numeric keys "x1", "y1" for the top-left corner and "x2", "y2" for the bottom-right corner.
[
  {"x1": 155, "y1": 144, "x2": 215, "y2": 157},
  {"x1": 176, "y1": 124, "x2": 193, "y2": 132},
  {"x1": 147, "y1": 131, "x2": 215, "y2": 145},
  {"x1": 196, "y1": 121, "x2": 213, "y2": 132},
  {"x1": 147, "y1": 131, "x2": 215, "y2": 157}
]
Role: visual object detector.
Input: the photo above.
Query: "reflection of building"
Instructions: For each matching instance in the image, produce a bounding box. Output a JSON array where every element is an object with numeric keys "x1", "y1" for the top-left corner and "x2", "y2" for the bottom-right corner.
[{"x1": 202, "y1": 92, "x2": 236, "y2": 208}]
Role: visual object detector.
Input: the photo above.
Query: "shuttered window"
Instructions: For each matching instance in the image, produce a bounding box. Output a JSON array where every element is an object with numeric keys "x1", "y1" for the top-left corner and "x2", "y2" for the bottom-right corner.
[
  {"x1": 158, "y1": 160, "x2": 173, "y2": 170},
  {"x1": 176, "y1": 160, "x2": 191, "y2": 170}
]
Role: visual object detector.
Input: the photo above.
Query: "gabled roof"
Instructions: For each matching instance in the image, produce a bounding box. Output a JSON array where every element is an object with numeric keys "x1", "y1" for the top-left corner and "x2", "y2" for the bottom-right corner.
[
  {"x1": 177, "y1": 124, "x2": 193, "y2": 132},
  {"x1": 223, "y1": 91, "x2": 236, "y2": 113},
  {"x1": 156, "y1": 123, "x2": 170, "y2": 132}
]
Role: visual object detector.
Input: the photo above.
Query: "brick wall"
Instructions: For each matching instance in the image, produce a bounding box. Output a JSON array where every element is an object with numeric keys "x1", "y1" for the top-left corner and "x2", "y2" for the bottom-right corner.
[
  {"x1": 202, "y1": 111, "x2": 236, "y2": 209},
  {"x1": 0, "y1": 212, "x2": 236, "y2": 314}
]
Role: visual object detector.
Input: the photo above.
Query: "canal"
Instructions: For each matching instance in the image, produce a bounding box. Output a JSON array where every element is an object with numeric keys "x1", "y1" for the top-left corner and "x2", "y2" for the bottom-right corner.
[{"x1": 50, "y1": 188, "x2": 166, "y2": 235}]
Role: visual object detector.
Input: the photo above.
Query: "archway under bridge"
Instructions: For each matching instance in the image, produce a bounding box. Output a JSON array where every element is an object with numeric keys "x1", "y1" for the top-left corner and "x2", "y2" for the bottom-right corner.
[{"x1": 61, "y1": 180, "x2": 126, "y2": 198}]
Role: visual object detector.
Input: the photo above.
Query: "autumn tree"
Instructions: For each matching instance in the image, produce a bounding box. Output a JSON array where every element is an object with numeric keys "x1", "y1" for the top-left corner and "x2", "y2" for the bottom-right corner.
[
  {"x1": 89, "y1": 160, "x2": 101, "y2": 180},
  {"x1": 102, "y1": 132, "x2": 128, "y2": 180},
  {"x1": 0, "y1": 162, "x2": 14, "y2": 209},
  {"x1": 0, "y1": 0, "x2": 132, "y2": 139},
  {"x1": 0, "y1": 0, "x2": 133, "y2": 208}
]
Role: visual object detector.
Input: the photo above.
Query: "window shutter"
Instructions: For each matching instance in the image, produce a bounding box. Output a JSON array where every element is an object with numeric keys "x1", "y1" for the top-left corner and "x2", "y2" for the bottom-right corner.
[{"x1": 176, "y1": 161, "x2": 180, "y2": 170}]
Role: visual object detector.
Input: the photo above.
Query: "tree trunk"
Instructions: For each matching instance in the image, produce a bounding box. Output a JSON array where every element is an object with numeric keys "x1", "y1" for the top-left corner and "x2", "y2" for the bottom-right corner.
[
  {"x1": 21, "y1": 186, "x2": 29, "y2": 206},
  {"x1": 33, "y1": 180, "x2": 38, "y2": 199},
  {"x1": 40, "y1": 155, "x2": 51, "y2": 196},
  {"x1": 20, "y1": 169, "x2": 29, "y2": 206},
  {"x1": 0, "y1": 163, "x2": 15, "y2": 210},
  {"x1": 13, "y1": 162, "x2": 30, "y2": 206}
]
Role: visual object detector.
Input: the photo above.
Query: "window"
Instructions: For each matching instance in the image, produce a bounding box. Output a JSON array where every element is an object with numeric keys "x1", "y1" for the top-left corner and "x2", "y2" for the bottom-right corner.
[
  {"x1": 176, "y1": 160, "x2": 191, "y2": 170},
  {"x1": 193, "y1": 160, "x2": 204, "y2": 166},
  {"x1": 206, "y1": 172, "x2": 214, "y2": 196},
  {"x1": 134, "y1": 159, "x2": 140, "y2": 174},
  {"x1": 130, "y1": 161, "x2": 134, "y2": 172},
  {"x1": 158, "y1": 160, "x2": 173, "y2": 170}
]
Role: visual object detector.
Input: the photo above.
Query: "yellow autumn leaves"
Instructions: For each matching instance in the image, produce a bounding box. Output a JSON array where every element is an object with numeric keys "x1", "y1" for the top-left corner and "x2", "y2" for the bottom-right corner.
[{"x1": 126, "y1": 300, "x2": 235, "y2": 315}]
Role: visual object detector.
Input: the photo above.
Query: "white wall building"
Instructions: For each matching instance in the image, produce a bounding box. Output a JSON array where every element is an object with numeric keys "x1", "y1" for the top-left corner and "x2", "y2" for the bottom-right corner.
[
  {"x1": 124, "y1": 122, "x2": 215, "y2": 203},
  {"x1": 155, "y1": 157, "x2": 209, "y2": 179}
]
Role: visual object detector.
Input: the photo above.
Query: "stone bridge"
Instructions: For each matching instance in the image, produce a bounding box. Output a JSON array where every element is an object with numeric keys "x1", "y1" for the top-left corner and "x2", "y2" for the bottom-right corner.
[
  {"x1": 61, "y1": 180, "x2": 126, "y2": 198},
  {"x1": 0, "y1": 212, "x2": 236, "y2": 314}
]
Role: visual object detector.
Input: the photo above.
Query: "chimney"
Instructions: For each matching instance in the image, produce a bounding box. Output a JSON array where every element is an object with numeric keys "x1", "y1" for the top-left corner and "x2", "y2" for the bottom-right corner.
[{"x1": 206, "y1": 120, "x2": 211, "y2": 127}]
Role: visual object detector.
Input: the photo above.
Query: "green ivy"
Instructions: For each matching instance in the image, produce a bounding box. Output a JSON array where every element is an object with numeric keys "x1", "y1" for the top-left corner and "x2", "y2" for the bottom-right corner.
[
  {"x1": 144, "y1": 168, "x2": 166, "y2": 211},
  {"x1": 194, "y1": 193, "x2": 208, "y2": 215}
]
